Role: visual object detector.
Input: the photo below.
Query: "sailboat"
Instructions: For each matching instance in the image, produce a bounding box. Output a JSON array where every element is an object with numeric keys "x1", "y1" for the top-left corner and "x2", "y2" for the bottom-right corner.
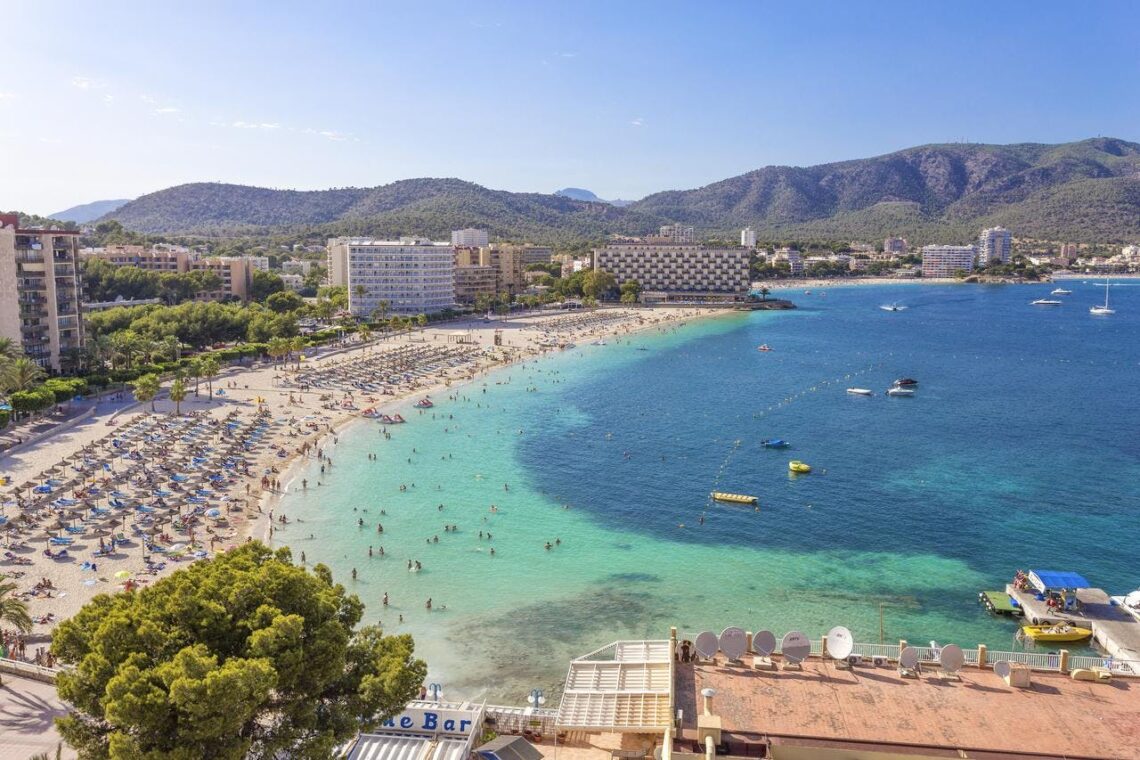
[{"x1": 1090, "y1": 279, "x2": 1115, "y2": 315}]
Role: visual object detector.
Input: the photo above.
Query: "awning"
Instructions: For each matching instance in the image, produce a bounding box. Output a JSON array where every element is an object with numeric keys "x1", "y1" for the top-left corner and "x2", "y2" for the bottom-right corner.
[
  {"x1": 346, "y1": 734, "x2": 469, "y2": 760},
  {"x1": 475, "y1": 736, "x2": 544, "y2": 760},
  {"x1": 1029, "y1": 570, "x2": 1091, "y2": 592}
]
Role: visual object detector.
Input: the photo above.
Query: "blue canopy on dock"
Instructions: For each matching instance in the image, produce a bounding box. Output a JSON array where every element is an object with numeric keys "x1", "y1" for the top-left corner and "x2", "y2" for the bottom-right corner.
[{"x1": 1029, "y1": 569, "x2": 1090, "y2": 592}]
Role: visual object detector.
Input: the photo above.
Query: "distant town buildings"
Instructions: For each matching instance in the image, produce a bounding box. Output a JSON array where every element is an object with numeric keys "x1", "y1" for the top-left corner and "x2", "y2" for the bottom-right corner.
[
  {"x1": 245, "y1": 256, "x2": 271, "y2": 272},
  {"x1": 1058, "y1": 243, "x2": 1079, "y2": 259},
  {"x1": 278, "y1": 272, "x2": 305, "y2": 291},
  {"x1": 520, "y1": 245, "x2": 553, "y2": 265},
  {"x1": 978, "y1": 226, "x2": 1012, "y2": 266},
  {"x1": 0, "y1": 214, "x2": 84, "y2": 371},
  {"x1": 450, "y1": 228, "x2": 490, "y2": 247},
  {"x1": 452, "y1": 247, "x2": 498, "y2": 305},
  {"x1": 327, "y1": 237, "x2": 455, "y2": 316},
  {"x1": 656, "y1": 224, "x2": 696, "y2": 244},
  {"x1": 592, "y1": 242, "x2": 749, "y2": 302},
  {"x1": 921, "y1": 245, "x2": 976, "y2": 278},
  {"x1": 883, "y1": 237, "x2": 909, "y2": 256},
  {"x1": 740, "y1": 227, "x2": 757, "y2": 248},
  {"x1": 773, "y1": 247, "x2": 804, "y2": 276},
  {"x1": 282, "y1": 259, "x2": 315, "y2": 276}
]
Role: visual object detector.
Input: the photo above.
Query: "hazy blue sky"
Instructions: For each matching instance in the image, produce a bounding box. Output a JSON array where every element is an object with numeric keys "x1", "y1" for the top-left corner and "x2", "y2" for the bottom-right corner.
[{"x1": 3, "y1": 1, "x2": 1138, "y2": 214}]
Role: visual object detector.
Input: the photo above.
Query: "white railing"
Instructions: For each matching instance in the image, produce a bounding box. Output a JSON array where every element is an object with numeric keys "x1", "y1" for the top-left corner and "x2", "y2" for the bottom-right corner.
[
  {"x1": 851, "y1": 642, "x2": 900, "y2": 660},
  {"x1": 986, "y1": 649, "x2": 1061, "y2": 671},
  {"x1": 1069, "y1": 656, "x2": 1140, "y2": 675},
  {"x1": 0, "y1": 656, "x2": 60, "y2": 682}
]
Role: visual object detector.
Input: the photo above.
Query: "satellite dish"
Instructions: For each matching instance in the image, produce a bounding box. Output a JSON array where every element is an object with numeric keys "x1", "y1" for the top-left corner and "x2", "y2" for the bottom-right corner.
[
  {"x1": 940, "y1": 644, "x2": 964, "y2": 674},
  {"x1": 898, "y1": 646, "x2": 919, "y2": 670},
  {"x1": 694, "y1": 631, "x2": 719, "y2": 659},
  {"x1": 719, "y1": 627, "x2": 747, "y2": 661},
  {"x1": 994, "y1": 660, "x2": 1011, "y2": 679},
  {"x1": 825, "y1": 626, "x2": 854, "y2": 660},
  {"x1": 752, "y1": 630, "x2": 776, "y2": 656},
  {"x1": 780, "y1": 631, "x2": 812, "y2": 664}
]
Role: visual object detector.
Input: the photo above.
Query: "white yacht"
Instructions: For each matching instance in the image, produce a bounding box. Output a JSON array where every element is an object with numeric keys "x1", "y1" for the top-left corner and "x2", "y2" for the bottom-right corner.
[
  {"x1": 846, "y1": 388, "x2": 873, "y2": 396},
  {"x1": 886, "y1": 387, "x2": 915, "y2": 397},
  {"x1": 879, "y1": 303, "x2": 907, "y2": 312},
  {"x1": 1051, "y1": 288, "x2": 1072, "y2": 295},
  {"x1": 1031, "y1": 299, "x2": 1063, "y2": 306},
  {"x1": 1090, "y1": 280, "x2": 1115, "y2": 315}
]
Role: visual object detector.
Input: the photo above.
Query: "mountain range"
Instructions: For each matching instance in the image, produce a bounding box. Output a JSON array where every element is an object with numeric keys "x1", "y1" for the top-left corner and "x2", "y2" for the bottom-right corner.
[
  {"x1": 554, "y1": 188, "x2": 635, "y2": 207},
  {"x1": 101, "y1": 138, "x2": 1140, "y2": 244},
  {"x1": 52, "y1": 198, "x2": 132, "y2": 223}
]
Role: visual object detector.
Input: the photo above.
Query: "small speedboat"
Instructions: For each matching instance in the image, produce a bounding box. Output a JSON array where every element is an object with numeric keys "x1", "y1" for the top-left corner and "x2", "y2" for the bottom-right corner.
[
  {"x1": 886, "y1": 387, "x2": 915, "y2": 397},
  {"x1": 1051, "y1": 288, "x2": 1072, "y2": 295},
  {"x1": 1020, "y1": 624, "x2": 1092, "y2": 642},
  {"x1": 414, "y1": 398, "x2": 434, "y2": 409},
  {"x1": 880, "y1": 303, "x2": 906, "y2": 312},
  {"x1": 757, "y1": 344, "x2": 773, "y2": 352},
  {"x1": 893, "y1": 378, "x2": 918, "y2": 387},
  {"x1": 711, "y1": 491, "x2": 758, "y2": 505},
  {"x1": 846, "y1": 388, "x2": 873, "y2": 396},
  {"x1": 788, "y1": 460, "x2": 812, "y2": 474},
  {"x1": 1031, "y1": 299, "x2": 1062, "y2": 306},
  {"x1": 761, "y1": 439, "x2": 789, "y2": 449}
]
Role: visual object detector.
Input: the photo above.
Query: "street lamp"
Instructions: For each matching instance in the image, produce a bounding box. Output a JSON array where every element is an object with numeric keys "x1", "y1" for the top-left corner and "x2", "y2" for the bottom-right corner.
[
  {"x1": 428, "y1": 682, "x2": 442, "y2": 703},
  {"x1": 527, "y1": 688, "x2": 545, "y2": 708}
]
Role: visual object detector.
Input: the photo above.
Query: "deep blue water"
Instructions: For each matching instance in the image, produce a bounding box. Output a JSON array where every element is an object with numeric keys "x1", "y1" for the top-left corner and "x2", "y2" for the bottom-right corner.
[{"x1": 520, "y1": 283, "x2": 1140, "y2": 589}]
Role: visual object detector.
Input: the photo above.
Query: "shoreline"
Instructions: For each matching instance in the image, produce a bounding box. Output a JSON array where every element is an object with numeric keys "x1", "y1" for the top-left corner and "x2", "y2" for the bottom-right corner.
[{"x1": 0, "y1": 306, "x2": 729, "y2": 653}]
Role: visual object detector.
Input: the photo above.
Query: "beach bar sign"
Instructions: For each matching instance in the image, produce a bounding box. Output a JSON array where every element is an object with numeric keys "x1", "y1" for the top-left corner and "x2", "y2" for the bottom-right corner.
[{"x1": 379, "y1": 706, "x2": 480, "y2": 737}]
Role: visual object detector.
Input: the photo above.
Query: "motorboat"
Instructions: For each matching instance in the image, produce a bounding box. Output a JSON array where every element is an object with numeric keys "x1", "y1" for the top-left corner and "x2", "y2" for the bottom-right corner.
[
  {"x1": 761, "y1": 439, "x2": 789, "y2": 448},
  {"x1": 1020, "y1": 624, "x2": 1093, "y2": 642},
  {"x1": 1090, "y1": 279, "x2": 1115, "y2": 315},
  {"x1": 893, "y1": 378, "x2": 918, "y2": 387},
  {"x1": 1051, "y1": 288, "x2": 1072, "y2": 295},
  {"x1": 846, "y1": 388, "x2": 873, "y2": 396},
  {"x1": 711, "y1": 492, "x2": 758, "y2": 505},
  {"x1": 886, "y1": 387, "x2": 915, "y2": 396},
  {"x1": 757, "y1": 344, "x2": 773, "y2": 352},
  {"x1": 1031, "y1": 299, "x2": 1062, "y2": 306},
  {"x1": 414, "y1": 398, "x2": 434, "y2": 409},
  {"x1": 788, "y1": 460, "x2": 812, "y2": 474},
  {"x1": 591, "y1": 340, "x2": 607, "y2": 346},
  {"x1": 880, "y1": 303, "x2": 907, "y2": 312}
]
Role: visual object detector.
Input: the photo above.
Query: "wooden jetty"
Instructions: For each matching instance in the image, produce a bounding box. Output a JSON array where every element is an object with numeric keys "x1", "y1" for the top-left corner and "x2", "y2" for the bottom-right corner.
[{"x1": 1006, "y1": 583, "x2": 1140, "y2": 659}]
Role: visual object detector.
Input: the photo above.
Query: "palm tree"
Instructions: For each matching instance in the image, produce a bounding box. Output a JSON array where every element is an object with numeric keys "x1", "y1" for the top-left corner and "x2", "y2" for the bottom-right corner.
[
  {"x1": 267, "y1": 337, "x2": 290, "y2": 369},
  {"x1": 201, "y1": 356, "x2": 221, "y2": 397},
  {"x1": 416, "y1": 313, "x2": 428, "y2": 330},
  {"x1": 161, "y1": 335, "x2": 182, "y2": 363},
  {"x1": 186, "y1": 358, "x2": 204, "y2": 397},
  {"x1": 357, "y1": 323, "x2": 372, "y2": 345},
  {"x1": 289, "y1": 336, "x2": 306, "y2": 369},
  {"x1": 131, "y1": 374, "x2": 160, "y2": 412},
  {"x1": 3, "y1": 357, "x2": 46, "y2": 393},
  {"x1": 0, "y1": 337, "x2": 19, "y2": 361},
  {"x1": 759, "y1": 287, "x2": 770, "y2": 302},
  {"x1": 169, "y1": 377, "x2": 186, "y2": 415},
  {"x1": 0, "y1": 576, "x2": 32, "y2": 633}
]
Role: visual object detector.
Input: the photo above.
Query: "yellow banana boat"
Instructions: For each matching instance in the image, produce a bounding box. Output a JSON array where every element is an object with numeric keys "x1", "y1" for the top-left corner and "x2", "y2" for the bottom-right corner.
[
  {"x1": 788, "y1": 460, "x2": 812, "y2": 473},
  {"x1": 711, "y1": 492, "x2": 758, "y2": 505}
]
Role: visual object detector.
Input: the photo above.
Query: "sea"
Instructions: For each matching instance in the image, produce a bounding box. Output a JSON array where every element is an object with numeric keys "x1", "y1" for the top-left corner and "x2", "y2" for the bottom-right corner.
[{"x1": 276, "y1": 282, "x2": 1140, "y2": 702}]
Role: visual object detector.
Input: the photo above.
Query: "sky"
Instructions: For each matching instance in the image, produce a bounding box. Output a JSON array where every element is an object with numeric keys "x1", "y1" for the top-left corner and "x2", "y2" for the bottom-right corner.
[{"x1": 2, "y1": 0, "x2": 1139, "y2": 215}]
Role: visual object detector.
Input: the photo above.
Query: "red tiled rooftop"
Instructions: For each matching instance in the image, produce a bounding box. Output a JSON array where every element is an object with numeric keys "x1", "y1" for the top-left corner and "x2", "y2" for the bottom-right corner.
[{"x1": 676, "y1": 656, "x2": 1140, "y2": 759}]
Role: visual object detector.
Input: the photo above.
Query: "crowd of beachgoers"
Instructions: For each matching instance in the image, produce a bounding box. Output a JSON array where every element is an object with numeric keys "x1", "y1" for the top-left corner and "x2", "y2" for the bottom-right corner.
[{"x1": 0, "y1": 307, "x2": 716, "y2": 659}]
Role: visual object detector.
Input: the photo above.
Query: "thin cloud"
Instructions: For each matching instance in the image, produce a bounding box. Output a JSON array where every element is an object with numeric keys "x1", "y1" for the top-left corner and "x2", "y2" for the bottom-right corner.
[
  {"x1": 302, "y1": 127, "x2": 355, "y2": 142},
  {"x1": 154, "y1": 106, "x2": 180, "y2": 115},
  {"x1": 232, "y1": 121, "x2": 281, "y2": 129},
  {"x1": 630, "y1": 117, "x2": 645, "y2": 127},
  {"x1": 558, "y1": 52, "x2": 577, "y2": 58},
  {"x1": 71, "y1": 76, "x2": 106, "y2": 90},
  {"x1": 103, "y1": 94, "x2": 115, "y2": 105},
  {"x1": 0, "y1": 91, "x2": 15, "y2": 100}
]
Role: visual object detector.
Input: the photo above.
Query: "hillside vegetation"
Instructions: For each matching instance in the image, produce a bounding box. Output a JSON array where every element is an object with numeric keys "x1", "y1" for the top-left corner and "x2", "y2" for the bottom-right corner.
[{"x1": 103, "y1": 138, "x2": 1140, "y2": 244}]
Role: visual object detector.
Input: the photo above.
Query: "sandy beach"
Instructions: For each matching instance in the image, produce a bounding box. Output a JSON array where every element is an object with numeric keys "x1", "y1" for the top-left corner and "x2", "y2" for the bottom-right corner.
[{"x1": 0, "y1": 306, "x2": 718, "y2": 660}]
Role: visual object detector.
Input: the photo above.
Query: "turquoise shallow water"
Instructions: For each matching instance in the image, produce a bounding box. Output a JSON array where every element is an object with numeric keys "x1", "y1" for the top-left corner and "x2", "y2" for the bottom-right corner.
[{"x1": 277, "y1": 283, "x2": 1140, "y2": 701}]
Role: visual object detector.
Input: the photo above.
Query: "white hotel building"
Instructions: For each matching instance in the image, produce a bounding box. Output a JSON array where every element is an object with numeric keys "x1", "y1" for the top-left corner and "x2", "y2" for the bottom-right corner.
[
  {"x1": 327, "y1": 238, "x2": 455, "y2": 316},
  {"x1": 921, "y1": 245, "x2": 977, "y2": 278},
  {"x1": 978, "y1": 226, "x2": 1012, "y2": 266}
]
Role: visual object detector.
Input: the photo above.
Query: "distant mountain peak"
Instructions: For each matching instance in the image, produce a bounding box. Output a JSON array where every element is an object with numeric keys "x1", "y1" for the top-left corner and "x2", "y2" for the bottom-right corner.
[
  {"x1": 554, "y1": 187, "x2": 604, "y2": 202},
  {"x1": 52, "y1": 198, "x2": 132, "y2": 224}
]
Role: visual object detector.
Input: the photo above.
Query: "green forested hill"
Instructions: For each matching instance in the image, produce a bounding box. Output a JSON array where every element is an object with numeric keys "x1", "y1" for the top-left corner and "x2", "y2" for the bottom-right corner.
[{"x1": 103, "y1": 138, "x2": 1140, "y2": 244}]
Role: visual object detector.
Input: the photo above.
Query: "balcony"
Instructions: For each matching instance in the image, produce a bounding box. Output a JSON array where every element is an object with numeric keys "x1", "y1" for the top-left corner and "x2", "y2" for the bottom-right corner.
[{"x1": 16, "y1": 251, "x2": 44, "y2": 264}]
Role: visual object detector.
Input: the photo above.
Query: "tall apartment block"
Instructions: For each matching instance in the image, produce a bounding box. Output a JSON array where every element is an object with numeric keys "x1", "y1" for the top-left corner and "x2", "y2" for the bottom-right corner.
[
  {"x1": 883, "y1": 237, "x2": 909, "y2": 256},
  {"x1": 327, "y1": 237, "x2": 455, "y2": 317},
  {"x1": 977, "y1": 226, "x2": 1012, "y2": 266},
  {"x1": 0, "y1": 214, "x2": 84, "y2": 371},
  {"x1": 657, "y1": 224, "x2": 696, "y2": 244},
  {"x1": 450, "y1": 228, "x2": 490, "y2": 247},
  {"x1": 741, "y1": 227, "x2": 757, "y2": 248},
  {"x1": 921, "y1": 245, "x2": 976, "y2": 277}
]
